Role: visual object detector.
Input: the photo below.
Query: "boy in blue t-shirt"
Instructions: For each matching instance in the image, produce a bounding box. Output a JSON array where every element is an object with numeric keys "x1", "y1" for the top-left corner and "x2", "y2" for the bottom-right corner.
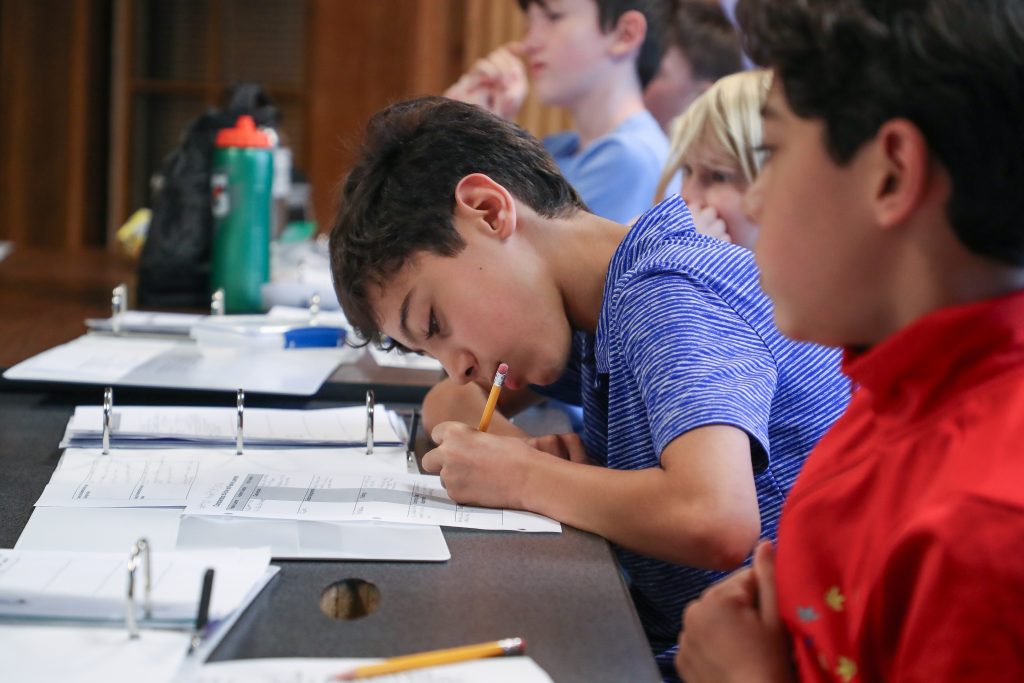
[
  {"x1": 445, "y1": 0, "x2": 668, "y2": 223},
  {"x1": 329, "y1": 96, "x2": 848, "y2": 678}
]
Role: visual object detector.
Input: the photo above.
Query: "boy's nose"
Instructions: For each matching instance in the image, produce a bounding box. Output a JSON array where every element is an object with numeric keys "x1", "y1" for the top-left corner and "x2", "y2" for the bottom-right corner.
[
  {"x1": 443, "y1": 350, "x2": 477, "y2": 385},
  {"x1": 742, "y1": 177, "x2": 764, "y2": 223},
  {"x1": 681, "y1": 180, "x2": 704, "y2": 208}
]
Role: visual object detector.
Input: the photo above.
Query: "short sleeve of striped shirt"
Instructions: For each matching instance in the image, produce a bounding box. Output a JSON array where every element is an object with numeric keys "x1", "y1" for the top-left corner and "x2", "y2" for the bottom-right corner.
[{"x1": 613, "y1": 269, "x2": 778, "y2": 461}]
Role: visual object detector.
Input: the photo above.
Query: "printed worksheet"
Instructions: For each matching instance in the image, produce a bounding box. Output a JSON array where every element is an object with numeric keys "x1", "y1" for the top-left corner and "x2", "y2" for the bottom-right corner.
[
  {"x1": 36, "y1": 447, "x2": 413, "y2": 508},
  {"x1": 185, "y1": 470, "x2": 561, "y2": 533}
]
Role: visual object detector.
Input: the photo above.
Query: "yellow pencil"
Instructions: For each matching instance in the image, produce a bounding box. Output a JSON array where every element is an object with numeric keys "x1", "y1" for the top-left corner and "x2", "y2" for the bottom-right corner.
[
  {"x1": 477, "y1": 362, "x2": 509, "y2": 432},
  {"x1": 332, "y1": 637, "x2": 525, "y2": 680}
]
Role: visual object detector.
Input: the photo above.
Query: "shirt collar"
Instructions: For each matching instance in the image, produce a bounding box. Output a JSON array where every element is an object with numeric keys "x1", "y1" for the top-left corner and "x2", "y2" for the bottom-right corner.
[{"x1": 843, "y1": 290, "x2": 1024, "y2": 416}]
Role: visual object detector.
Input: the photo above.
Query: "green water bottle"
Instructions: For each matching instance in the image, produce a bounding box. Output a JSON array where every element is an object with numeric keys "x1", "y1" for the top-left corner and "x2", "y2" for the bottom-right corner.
[{"x1": 210, "y1": 115, "x2": 273, "y2": 313}]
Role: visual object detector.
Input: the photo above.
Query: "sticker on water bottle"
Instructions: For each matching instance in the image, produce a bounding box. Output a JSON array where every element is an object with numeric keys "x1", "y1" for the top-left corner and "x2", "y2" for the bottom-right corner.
[{"x1": 211, "y1": 173, "x2": 230, "y2": 217}]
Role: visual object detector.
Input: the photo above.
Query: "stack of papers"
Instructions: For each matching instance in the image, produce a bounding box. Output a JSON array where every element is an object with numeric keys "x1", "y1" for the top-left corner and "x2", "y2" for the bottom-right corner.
[
  {"x1": 60, "y1": 405, "x2": 404, "y2": 450},
  {"x1": 85, "y1": 311, "x2": 203, "y2": 336},
  {"x1": 36, "y1": 447, "x2": 413, "y2": 508},
  {"x1": 191, "y1": 656, "x2": 555, "y2": 683},
  {"x1": 3, "y1": 334, "x2": 358, "y2": 395}
]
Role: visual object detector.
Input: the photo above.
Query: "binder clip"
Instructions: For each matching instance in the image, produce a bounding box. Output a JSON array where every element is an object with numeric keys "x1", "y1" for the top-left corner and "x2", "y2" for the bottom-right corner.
[
  {"x1": 211, "y1": 288, "x2": 225, "y2": 316},
  {"x1": 236, "y1": 388, "x2": 245, "y2": 455},
  {"x1": 309, "y1": 293, "x2": 321, "y2": 326},
  {"x1": 125, "y1": 537, "x2": 152, "y2": 639},
  {"x1": 365, "y1": 389, "x2": 375, "y2": 455},
  {"x1": 111, "y1": 284, "x2": 128, "y2": 335},
  {"x1": 102, "y1": 386, "x2": 113, "y2": 454}
]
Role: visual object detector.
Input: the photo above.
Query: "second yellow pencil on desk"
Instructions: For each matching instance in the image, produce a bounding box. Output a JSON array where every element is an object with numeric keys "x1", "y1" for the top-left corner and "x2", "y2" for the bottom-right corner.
[{"x1": 333, "y1": 637, "x2": 526, "y2": 680}]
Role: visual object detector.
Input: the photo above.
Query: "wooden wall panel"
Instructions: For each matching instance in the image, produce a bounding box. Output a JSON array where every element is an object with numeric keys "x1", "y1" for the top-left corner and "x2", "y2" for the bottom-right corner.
[
  {"x1": 0, "y1": 0, "x2": 109, "y2": 250},
  {"x1": 306, "y1": 0, "x2": 465, "y2": 230}
]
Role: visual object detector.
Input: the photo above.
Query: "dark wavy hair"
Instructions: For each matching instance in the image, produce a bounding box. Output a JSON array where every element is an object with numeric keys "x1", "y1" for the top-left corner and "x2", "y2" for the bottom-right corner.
[
  {"x1": 737, "y1": 0, "x2": 1024, "y2": 265},
  {"x1": 329, "y1": 97, "x2": 584, "y2": 348},
  {"x1": 517, "y1": 0, "x2": 665, "y2": 88},
  {"x1": 659, "y1": 0, "x2": 743, "y2": 83}
]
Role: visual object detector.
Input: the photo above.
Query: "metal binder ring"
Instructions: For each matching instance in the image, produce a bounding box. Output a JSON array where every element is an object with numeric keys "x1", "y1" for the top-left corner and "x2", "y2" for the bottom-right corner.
[
  {"x1": 125, "y1": 537, "x2": 152, "y2": 639},
  {"x1": 102, "y1": 386, "x2": 113, "y2": 454},
  {"x1": 365, "y1": 389, "x2": 375, "y2": 455}
]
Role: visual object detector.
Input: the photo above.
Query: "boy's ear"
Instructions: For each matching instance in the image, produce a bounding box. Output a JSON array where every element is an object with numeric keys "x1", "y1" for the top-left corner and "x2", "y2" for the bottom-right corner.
[
  {"x1": 872, "y1": 119, "x2": 939, "y2": 231},
  {"x1": 608, "y1": 10, "x2": 646, "y2": 59},
  {"x1": 453, "y1": 173, "x2": 518, "y2": 239}
]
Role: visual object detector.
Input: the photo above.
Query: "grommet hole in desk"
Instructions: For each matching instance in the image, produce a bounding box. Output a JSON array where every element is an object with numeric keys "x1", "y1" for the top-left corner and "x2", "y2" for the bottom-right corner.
[{"x1": 319, "y1": 578, "x2": 381, "y2": 620}]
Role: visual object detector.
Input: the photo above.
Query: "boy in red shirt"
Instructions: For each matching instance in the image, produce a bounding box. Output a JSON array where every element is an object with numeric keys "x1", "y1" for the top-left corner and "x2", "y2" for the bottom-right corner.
[{"x1": 675, "y1": 1, "x2": 1024, "y2": 682}]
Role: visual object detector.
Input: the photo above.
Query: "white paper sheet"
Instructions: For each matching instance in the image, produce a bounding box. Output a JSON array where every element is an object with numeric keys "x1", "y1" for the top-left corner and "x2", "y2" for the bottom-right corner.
[
  {"x1": 16, "y1": 507, "x2": 451, "y2": 562},
  {"x1": 368, "y1": 345, "x2": 445, "y2": 372},
  {"x1": 3, "y1": 333, "x2": 357, "y2": 396},
  {"x1": 191, "y1": 656, "x2": 554, "y2": 683},
  {"x1": 1, "y1": 624, "x2": 190, "y2": 683},
  {"x1": 0, "y1": 547, "x2": 270, "y2": 623},
  {"x1": 62, "y1": 404, "x2": 402, "y2": 448},
  {"x1": 186, "y1": 469, "x2": 561, "y2": 533},
  {"x1": 37, "y1": 447, "x2": 411, "y2": 508}
]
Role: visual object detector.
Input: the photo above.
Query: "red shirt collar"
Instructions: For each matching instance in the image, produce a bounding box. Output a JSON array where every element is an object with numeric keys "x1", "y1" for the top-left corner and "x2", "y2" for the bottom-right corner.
[{"x1": 841, "y1": 290, "x2": 1024, "y2": 416}]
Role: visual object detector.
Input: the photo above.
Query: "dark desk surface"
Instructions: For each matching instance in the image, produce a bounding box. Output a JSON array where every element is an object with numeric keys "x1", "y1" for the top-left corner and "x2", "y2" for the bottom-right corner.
[
  {"x1": 0, "y1": 246, "x2": 445, "y2": 403},
  {"x1": 0, "y1": 385, "x2": 662, "y2": 683}
]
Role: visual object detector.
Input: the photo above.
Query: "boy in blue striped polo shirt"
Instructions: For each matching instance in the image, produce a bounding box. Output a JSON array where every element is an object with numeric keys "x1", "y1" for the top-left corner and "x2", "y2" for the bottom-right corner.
[{"x1": 329, "y1": 96, "x2": 849, "y2": 679}]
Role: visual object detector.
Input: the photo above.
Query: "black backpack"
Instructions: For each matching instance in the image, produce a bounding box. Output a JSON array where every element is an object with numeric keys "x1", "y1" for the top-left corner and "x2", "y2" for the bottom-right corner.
[{"x1": 137, "y1": 83, "x2": 277, "y2": 308}]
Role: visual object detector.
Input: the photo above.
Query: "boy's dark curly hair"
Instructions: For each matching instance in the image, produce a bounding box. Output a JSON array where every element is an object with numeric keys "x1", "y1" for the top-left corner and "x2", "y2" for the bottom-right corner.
[
  {"x1": 738, "y1": 0, "x2": 1024, "y2": 265},
  {"x1": 329, "y1": 97, "x2": 584, "y2": 348}
]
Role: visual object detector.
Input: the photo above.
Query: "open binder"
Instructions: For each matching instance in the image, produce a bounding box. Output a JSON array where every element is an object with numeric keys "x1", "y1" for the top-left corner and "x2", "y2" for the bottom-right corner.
[
  {"x1": 60, "y1": 388, "x2": 404, "y2": 451},
  {"x1": 0, "y1": 545, "x2": 273, "y2": 628}
]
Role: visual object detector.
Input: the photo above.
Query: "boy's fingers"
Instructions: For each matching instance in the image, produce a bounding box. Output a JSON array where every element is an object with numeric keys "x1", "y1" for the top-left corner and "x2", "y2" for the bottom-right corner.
[
  {"x1": 430, "y1": 420, "x2": 464, "y2": 445},
  {"x1": 420, "y1": 448, "x2": 443, "y2": 473},
  {"x1": 753, "y1": 541, "x2": 780, "y2": 626}
]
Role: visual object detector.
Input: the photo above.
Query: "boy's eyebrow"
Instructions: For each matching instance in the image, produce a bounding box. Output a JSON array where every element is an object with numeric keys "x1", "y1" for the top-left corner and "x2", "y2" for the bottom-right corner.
[{"x1": 399, "y1": 289, "x2": 416, "y2": 343}]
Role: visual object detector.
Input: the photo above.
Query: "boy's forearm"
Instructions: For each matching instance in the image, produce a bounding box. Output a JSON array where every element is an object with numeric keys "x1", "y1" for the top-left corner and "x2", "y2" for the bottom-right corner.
[{"x1": 518, "y1": 455, "x2": 757, "y2": 571}]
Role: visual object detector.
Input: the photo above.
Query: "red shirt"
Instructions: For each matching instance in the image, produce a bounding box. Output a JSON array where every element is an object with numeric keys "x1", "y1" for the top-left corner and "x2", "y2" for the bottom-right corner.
[{"x1": 776, "y1": 291, "x2": 1024, "y2": 683}]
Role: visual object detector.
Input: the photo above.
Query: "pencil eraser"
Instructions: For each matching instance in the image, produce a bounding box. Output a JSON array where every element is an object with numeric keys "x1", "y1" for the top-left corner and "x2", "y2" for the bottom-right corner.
[{"x1": 497, "y1": 362, "x2": 509, "y2": 376}]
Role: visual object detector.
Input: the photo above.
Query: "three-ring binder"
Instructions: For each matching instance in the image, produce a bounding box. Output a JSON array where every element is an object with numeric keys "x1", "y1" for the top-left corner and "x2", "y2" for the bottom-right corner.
[
  {"x1": 102, "y1": 386, "x2": 113, "y2": 454},
  {"x1": 211, "y1": 288, "x2": 225, "y2": 316},
  {"x1": 308, "y1": 293, "x2": 321, "y2": 326},
  {"x1": 125, "y1": 537, "x2": 152, "y2": 639},
  {"x1": 365, "y1": 389, "x2": 375, "y2": 455},
  {"x1": 236, "y1": 388, "x2": 245, "y2": 455},
  {"x1": 110, "y1": 284, "x2": 128, "y2": 335}
]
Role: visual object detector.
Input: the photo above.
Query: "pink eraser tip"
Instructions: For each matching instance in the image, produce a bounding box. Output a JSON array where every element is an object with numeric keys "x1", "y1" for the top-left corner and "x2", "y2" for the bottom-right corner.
[{"x1": 497, "y1": 363, "x2": 509, "y2": 375}]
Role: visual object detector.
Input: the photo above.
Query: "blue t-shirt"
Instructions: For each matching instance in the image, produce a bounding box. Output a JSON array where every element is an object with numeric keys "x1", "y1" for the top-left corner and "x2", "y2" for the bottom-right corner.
[
  {"x1": 544, "y1": 110, "x2": 668, "y2": 223},
  {"x1": 539, "y1": 196, "x2": 850, "y2": 676}
]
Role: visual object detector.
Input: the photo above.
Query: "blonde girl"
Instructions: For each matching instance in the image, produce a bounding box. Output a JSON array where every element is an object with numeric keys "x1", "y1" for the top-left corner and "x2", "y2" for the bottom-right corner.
[{"x1": 656, "y1": 69, "x2": 771, "y2": 248}]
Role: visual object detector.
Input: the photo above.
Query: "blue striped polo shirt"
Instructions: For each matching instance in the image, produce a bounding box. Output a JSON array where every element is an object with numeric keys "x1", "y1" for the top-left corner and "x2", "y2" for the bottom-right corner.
[{"x1": 544, "y1": 196, "x2": 850, "y2": 675}]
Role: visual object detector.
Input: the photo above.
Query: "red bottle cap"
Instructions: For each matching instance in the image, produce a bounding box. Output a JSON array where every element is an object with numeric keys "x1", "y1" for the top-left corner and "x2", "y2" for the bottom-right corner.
[{"x1": 215, "y1": 115, "x2": 272, "y2": 148}]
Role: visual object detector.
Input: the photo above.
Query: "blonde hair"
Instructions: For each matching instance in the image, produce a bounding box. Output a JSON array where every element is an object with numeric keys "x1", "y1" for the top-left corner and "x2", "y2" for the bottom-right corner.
[{"x1": 655, "y1": 69, "x2": 773, "y2": 201}]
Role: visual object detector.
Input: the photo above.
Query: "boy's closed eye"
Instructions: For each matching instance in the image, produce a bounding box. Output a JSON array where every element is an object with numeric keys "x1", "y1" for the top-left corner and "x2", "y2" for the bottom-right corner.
[{"x1": 424, "y1": 308, "x2": 440, "y2": 340}]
